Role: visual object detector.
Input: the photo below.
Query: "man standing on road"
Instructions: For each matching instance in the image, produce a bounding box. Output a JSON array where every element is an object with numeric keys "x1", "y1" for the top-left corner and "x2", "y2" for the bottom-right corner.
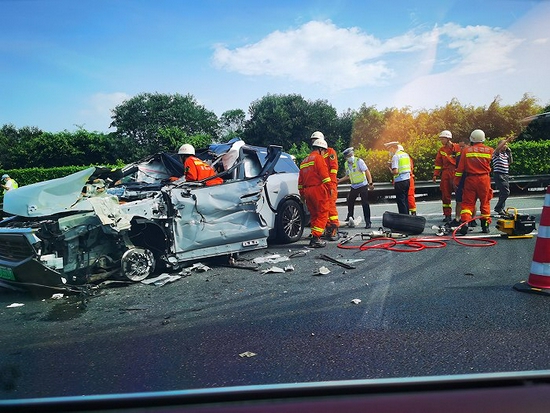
[
  {"x1": 492, "y1": 137, "x2": 514, "y2": 215},
  {"x1": 433, "y1": 130, "x2": 460, "y2": 223},
  {"x1": 310, "y1": 131, "x2": 339, "y2": 240},
  {"x1": 398, "y1": 144, "x2": 417, "y2": 215},
  {"x1": 385, "y1": 142, "x2": 411, "y2": 214},
  {"x1": 454, "y1": 129, "x2": 494, "y2": 234},
  {"x1": 299, "y1": 139, "x2": 331, "y2": 248},
  {"x1": 338, "y1": 147, "x2": 374, "y2": 229}
]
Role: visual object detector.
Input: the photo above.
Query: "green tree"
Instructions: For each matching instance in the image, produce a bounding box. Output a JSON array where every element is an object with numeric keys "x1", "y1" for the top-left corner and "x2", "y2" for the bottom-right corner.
[
  {"x1": 242, "y1": 94, "x2": 348, "y2": 151},
  {"x1": 110, "y1": 92, "x2": 219, "y2": 159},
  {"x1": 220, "y1": 109, "x2": 246, "y2": 140}
]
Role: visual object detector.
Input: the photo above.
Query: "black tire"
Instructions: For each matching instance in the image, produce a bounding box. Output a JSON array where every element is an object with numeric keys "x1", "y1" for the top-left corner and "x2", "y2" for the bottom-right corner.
[
  {"x1": 382, "y1": 211, "x2": 426, "y2": 235},
  {"x1": 275, "y1": 199, "x2": 305, "y2": 243}
]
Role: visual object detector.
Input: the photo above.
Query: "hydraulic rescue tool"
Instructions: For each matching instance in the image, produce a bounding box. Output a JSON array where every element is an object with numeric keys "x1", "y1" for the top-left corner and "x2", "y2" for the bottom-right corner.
[{"x1": 495, "y1": 207, "x2": 536, "y2": 239}]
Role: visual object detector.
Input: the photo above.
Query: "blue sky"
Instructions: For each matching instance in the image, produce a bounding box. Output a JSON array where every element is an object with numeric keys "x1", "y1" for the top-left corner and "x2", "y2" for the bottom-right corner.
[{"x1": 1, "y1": 0, "x2": 549, "y2": 133}]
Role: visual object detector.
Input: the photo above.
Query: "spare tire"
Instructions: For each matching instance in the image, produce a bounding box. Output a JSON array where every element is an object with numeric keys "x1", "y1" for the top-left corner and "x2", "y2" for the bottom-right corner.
[{"x1": 382, "y1": 211, "x2": 426, "y2": 235}]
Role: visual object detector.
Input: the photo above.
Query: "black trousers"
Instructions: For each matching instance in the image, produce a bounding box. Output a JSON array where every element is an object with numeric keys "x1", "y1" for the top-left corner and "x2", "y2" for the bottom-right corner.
[
  {"x1": 493, "y1": 172, "x2": 510, "y2": 211},
  {"x1": 346, "y1": 185, "x2": 371, "y2": 224},
  {"x1": 394, "y1": 179, "x2": 410, "y2": 214}
]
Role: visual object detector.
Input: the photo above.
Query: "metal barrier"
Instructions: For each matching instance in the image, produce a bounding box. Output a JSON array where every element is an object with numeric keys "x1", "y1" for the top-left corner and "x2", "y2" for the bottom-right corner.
[{"x1": 337, "y1": 174, "x2": 550, "y2": 204}]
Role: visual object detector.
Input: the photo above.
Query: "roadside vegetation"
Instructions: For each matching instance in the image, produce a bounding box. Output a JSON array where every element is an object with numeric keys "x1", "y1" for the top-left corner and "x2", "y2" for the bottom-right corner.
[{"x1": 1, "y1": 92, "x2": 548, "y2": 191}]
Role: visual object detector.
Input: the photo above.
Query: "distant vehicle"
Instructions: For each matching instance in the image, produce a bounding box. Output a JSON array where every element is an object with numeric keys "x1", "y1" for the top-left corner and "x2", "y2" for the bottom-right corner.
[{"x1": 0, "y1": 139, "x2": 306, "y2": 292}]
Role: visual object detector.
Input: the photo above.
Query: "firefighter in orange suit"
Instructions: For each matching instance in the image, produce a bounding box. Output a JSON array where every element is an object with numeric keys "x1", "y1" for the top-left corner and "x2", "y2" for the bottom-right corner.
[
  {"x1": 299, "y1": 138, "x2": 332, "y2": 248},
  {"x1": 453, "y1": 129, "x2": 494, "y2": 234},
  {"x1": 310, "y1": 131, "x2": 339, "y2": 240},
  {"x1": 178, "y1": 144, "x2": 223, "y2": 186},
  {"x1": 433, "y1": 130, "x2": 460, "y2": 223}
]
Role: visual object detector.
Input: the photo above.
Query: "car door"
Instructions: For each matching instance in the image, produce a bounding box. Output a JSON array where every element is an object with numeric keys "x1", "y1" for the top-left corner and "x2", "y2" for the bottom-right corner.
[{"x1": 168, "y1": 145, "x2": 283, "y2": 262}]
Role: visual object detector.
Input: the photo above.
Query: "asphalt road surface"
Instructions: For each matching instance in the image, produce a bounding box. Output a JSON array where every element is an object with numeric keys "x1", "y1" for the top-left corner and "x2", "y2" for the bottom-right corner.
[{"x1": 0, "y1": 192, "x2": 548, "y2": 400}]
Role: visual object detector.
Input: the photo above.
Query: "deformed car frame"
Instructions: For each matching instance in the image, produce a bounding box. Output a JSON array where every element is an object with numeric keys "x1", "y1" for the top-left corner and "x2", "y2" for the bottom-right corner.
[{"x1": 0, "y1": 140, "x2": 306, "y2": 292}]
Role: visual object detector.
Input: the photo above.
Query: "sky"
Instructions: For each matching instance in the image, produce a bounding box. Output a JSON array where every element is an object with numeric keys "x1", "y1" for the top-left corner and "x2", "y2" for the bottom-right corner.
[{"x1": 1, "y1": 0, "x2": 549, "y2": 133}]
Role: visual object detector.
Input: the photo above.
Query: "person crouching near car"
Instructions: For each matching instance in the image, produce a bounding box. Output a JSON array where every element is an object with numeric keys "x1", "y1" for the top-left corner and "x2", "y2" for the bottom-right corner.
[
  {"x1": 298, "y1": 139, "x2": 331, "y2": 248},
  {"x1": 178, "y1": 144, "x2": 223, "y2": 186}
]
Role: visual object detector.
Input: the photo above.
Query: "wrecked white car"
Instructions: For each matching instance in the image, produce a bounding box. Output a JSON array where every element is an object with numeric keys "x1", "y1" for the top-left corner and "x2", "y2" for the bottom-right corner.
[{"x1": 0, "y1": 139, "x2": 306, "y2": 292}]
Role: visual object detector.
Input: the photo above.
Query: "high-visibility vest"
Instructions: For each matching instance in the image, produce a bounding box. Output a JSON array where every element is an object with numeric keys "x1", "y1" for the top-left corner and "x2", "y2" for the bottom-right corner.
[
  {"x1": 394, "y1": 150, "x2": 411, "y2": 178},
  {"x1": 346, "y1": 159, "x2": 366, "y2": 185}
]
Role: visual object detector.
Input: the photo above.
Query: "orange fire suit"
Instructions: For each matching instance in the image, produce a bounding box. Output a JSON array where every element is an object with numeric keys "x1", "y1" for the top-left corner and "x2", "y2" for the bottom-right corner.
[
  {"x1": 453, "y1": 143, "x2": 494, "y2": 223},
  {"x1": 184, "y1": 156, "x2": 223, "y2": 186},
  {"x1": 298, "y1": 150, "x2": 331, "y2": 238},
  {"x1": 434, "y1": 143, "x2": 460, "y2": 217},
  {"x1": 323, "y1": 147, "x2": 340, "y2": 230}
]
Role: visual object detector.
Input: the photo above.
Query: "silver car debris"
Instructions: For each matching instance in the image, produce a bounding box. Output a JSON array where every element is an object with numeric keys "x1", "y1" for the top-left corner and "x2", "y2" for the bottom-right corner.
[{"x1": 0, "y1": 139, "x2": 307, "y2": 292}]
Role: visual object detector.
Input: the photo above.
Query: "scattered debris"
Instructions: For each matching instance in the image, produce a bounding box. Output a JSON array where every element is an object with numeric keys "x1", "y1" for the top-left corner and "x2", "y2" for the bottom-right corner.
[
  {"x1": 51, "y1": 293, "x2": 64, "y2": 300},
  {"x1": 314, "y1": 266, "x2": 331, "y2": 276},
  {"x1": 289, "y1": 249, "x2": 310, "y2": 258},
  {"x1": 284, "y1": 265, "x2": 295, "y2": 272},
  {"x1": 252, "y1": 254, "x2": 290, "y2": 264},
  {"x1": 261, "y1": 266, "x2": 286, "y2": 274},
  {"x1": 351, "y1": 298, "x2": 362, "y2": 305},
  {"x1": 239, "y1": 351, "x2": 257, "y2": 358},
  {"x1": 141, "y1": 273, "x2": 182, "y2": 286},
  {"x1": 190, "y1": 263, "x2": 211, "y2": 272},
  {"x1": 6, "y1": 303, "x2": 24, "y2": 308},
  {"x1": 318, "y1": 254, "x2": 356, "y2": 269}
]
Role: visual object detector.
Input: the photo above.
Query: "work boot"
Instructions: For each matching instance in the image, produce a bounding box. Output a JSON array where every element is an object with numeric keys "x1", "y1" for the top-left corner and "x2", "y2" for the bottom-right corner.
[
  {"x1": 308, "y1": 236, "x2": 326, "y2": 248},
  {"x1": 468, "y1": 220, "x2": 478, "y2": 227},
  {"x1": 324, "y1": 225, "x2": 339, "y2": 241},
  {"x1": 480, "y1": 220, "x2": 490, "y2": 234},
  {"x1": 458, "y1": 222, "x2": 469, "y2": 235}
]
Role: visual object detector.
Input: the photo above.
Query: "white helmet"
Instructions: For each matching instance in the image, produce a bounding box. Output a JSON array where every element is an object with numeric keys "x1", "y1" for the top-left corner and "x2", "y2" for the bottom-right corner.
[
  {"x1": 312, "y1": 138, "x2": 328, "y2": 149},
  {"x1": 310, "y1": 131, "x2": 325, "y2": 141},
  {"x1": 178, "y1": 143, "x2": 195, "y2": 155},
  {"x1": 469, "y1": 129, "x2": 486, "y2": 143},
  {"x1": 439, "y1": 130, "x2": 452, "y2": 140}
]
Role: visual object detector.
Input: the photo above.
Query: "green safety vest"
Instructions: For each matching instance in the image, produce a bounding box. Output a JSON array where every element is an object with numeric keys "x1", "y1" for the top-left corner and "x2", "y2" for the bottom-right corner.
[
  {"x1": 346, "y1": 159, "x2": 366, "y2": 184},
  {"x1": 394, "y1": 151, "x2": 411, "y2": 178}
]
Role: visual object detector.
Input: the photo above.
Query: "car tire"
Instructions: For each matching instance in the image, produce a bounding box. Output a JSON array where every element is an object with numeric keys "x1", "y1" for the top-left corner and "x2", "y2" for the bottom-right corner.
[
  {"x1": 382, "y1": 211, "x2": 426, "y2": 235},
  {"x1": 275, "y1": 199, "x2": 304, "y2": 244}
]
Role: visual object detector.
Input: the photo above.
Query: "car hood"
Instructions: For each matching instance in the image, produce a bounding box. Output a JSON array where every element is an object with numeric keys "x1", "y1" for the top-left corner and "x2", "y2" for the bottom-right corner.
[{"x1": 2, "y1": 167, "x2": 98, "y2": 217}]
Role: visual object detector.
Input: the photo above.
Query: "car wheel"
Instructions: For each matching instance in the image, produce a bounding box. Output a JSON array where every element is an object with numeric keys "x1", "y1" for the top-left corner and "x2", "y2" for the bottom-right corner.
[
  {"x1": 275, "y1": 199, "x2": 304, "y2": 243},
  {"x1": 120, "y1": 247, "x2": 156, "y2": 282}
]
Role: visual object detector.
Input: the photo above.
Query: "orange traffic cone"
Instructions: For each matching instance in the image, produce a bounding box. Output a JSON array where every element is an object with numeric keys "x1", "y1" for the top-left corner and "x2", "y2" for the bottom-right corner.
[{"x1": 514, "y1": 185, "x2": 550, "y2": 295}]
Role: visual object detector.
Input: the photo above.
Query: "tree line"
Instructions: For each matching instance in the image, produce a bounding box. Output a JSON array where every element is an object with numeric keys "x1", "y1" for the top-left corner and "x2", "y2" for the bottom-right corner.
[{"x1": 1, "y1": 92, "x2": 548, "y2": 181}]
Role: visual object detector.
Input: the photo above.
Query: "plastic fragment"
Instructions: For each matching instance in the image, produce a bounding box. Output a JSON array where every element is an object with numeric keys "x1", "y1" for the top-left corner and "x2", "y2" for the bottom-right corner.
[
  {"x1": 239, "y1": 351, "x2": 257, "y2": 358},
  {"x1": 6, "y1": 303, "x2": 24, "y2": 308},
  {"x1": 351, "y1": 298, "x2": 362, "y2": 304},
  {"x1": 261, "y1": 266, "x2": 286, "y2": 274}
]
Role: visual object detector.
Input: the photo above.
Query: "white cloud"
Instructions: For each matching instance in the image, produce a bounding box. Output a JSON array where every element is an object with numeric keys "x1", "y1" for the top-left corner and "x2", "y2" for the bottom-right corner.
[
  {"x1": 212, "y1": 19, "x2": 523, "y2": 93},
  {"x1": 77, "y1": 92, "x2": 131, "y2": 132}
]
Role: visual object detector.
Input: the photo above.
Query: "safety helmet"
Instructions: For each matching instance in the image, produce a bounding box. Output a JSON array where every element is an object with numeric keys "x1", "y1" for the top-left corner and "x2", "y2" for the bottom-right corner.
[
  {"x1": 310, "y1": 131, "x2": 325, "y2": 141},
  {"x1": 1, "y1": 174, "x2": 9, "y2": 180},
  {"x1": 397, "y1": 144, "x2": 404, "y2": 152},
  {"x1": 469, "y1": 129, "x2": 486, "y2": 143},
  {"x1": 342, "y1": 147, "x2": 354, "y2": 157},
  {"x1": 312, "y1": 138, "x2": 328, "y2": 149},
  {"x1": 178, "y1": 143, "x2": 195, "y2": 155},
  {"x1": 438, "y1": 130, "x2": 452, "y2": 140}
]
